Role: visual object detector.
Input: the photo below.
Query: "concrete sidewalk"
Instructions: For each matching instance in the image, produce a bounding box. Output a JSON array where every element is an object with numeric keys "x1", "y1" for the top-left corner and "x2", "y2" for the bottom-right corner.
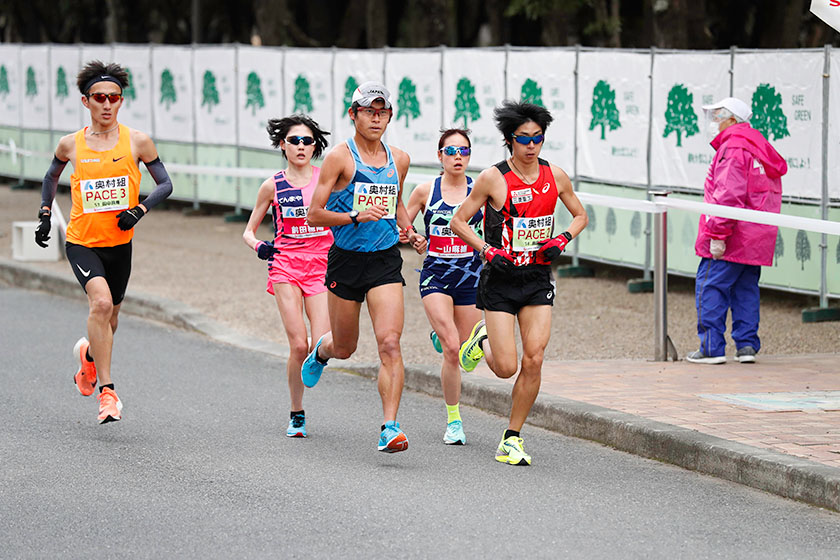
[{"x1": 2, "y1": 256, "x2": 840, "y2": 512}]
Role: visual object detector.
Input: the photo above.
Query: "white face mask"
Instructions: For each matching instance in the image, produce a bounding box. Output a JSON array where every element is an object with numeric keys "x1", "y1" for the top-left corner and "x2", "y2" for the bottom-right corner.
[{"x1": 707, "y1": 120, "x2": 722, "y2": 139}]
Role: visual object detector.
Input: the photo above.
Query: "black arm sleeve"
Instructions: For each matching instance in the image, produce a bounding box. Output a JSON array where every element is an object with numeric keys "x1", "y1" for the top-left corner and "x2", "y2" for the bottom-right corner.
[
  {"x1": 141, "y1": 157, "x2": 174, "y2": 210},
  {"x1": 41, "y1": 156, "x2": 68, "y2": 209}
]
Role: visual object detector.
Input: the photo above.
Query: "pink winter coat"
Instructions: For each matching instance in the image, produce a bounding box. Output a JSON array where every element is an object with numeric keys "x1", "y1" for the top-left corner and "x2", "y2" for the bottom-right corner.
[{"x1": 695, "y1": 123, "x2": 786, "y2": 266}]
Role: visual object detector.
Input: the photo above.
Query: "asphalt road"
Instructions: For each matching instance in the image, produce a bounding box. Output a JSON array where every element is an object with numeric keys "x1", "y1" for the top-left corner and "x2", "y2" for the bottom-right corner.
[{"x1": 2, "y1": 285, "x2": 839, "y2": 559}]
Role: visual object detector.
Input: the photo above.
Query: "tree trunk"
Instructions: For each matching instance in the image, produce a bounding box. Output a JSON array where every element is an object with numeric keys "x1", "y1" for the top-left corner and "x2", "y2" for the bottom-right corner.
[
  {"x1": 336, "y1": 0, "x2": 366, "y2": 47},
  {"x1": 758, "y1": 0, "x2": 806, "y2": 48},
  {"x1": 366, "y1": 0, "x2": 387, "y2": 48},
  {"x1": 253, "y1": 0, "x2": 318, "y2": 47},
  {"x1": 540, "y1": 3, "x2": 571, "y2": 46}
]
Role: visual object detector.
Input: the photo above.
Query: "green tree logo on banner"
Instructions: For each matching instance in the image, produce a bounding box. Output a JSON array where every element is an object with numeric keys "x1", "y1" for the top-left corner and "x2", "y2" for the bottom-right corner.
[
  {"x1": 26, "y1": 66, "x2": 37, "y2": 97},
  {"x1": 630, "y1": 211, "x2": 642, "y2": 245},
  {"x1": 520, "y1": 78, "x2": 543, "y2": 107},
  {"x1": 0, "y1": 66, "x2": 8, "y2": 98},
  {"x1": 584, "y1": 204, "x2": 596, "y2": 237},
  {"x1": 589, "y1": 80, "x2": 620, "y2": 140},
  {"x1": 454, "y1": 77, "x2": 480, "y2": 128},
  {"x1": 123, "y1": 68, "x2": 136, "y2": 104},
  {"x1": 397, "y1": 77, "x2": 421, "y2": 127},
  {"x1": 751, "y1": 84, "x2": 790, "y2": 141},
  {"x1": 293, "y1": 74, "x2": 313, "y2": 113},
  {"x1": 56, "y1": 66, "x2": 68, "y2": 101},
  {"x1": 160, "y1": 69, "x2": 176, "y2": 110},
  {"x1": 245, "y1": 71, "x2": 265, "y2": 115},
  {"x1": 606, "y1": 208, "x2": 617, "y2": 241},
  {"x1": 663, "y1": 84, "x2": 698, "y2": 147},
  {"x1": 201, "y1": 70, "x2": 219, "y2": 113},
  {"x1": 795, "y1": 229, "x2": 810, "y2": 271},
  {"x1": 342, "y1": 76, "x2": 359, "y2": 118},
  {"x1": 774, "y1": 229, "x2": 784, "y2": 266}
]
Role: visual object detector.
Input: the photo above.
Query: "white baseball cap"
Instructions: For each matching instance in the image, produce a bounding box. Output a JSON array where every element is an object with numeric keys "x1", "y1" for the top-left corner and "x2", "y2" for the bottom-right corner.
[
  {"x1": 351, "y1": 81, "x2": 392, "y2": 109},
  {"x1": 702, "y1": 97, "x2": 751, "y2": 123}
]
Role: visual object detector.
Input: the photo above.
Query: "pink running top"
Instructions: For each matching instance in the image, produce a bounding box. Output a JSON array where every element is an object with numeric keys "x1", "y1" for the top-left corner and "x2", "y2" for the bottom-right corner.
[{"x1": 269, "y1": 167, "x2": 333, "y2": 255}]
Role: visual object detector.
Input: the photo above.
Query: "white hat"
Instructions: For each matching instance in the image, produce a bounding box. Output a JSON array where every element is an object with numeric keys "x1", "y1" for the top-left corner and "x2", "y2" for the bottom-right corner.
[
  {"x1": 351, "y1": 81, "x2": 392, "y2": 109},
  {"x1": 702, "y1": 97, "x2": 751, "y2": 123}
]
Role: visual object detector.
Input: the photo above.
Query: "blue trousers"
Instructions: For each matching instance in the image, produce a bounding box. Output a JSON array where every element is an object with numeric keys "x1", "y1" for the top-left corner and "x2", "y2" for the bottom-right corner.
[{"x1": 694, "y1": 258, "x2": 761, "y2": 357}]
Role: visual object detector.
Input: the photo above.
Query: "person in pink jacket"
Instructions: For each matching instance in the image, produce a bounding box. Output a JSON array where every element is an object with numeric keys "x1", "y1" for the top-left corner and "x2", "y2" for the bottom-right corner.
[{"x1": 686, "y1": 97, "x2": 787, "y2": 365}]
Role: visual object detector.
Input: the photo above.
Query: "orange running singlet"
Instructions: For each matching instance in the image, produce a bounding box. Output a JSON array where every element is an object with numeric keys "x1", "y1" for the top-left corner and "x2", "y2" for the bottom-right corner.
[{"x1": 66, "y1": 124, "x2": 141, "y2": 247}]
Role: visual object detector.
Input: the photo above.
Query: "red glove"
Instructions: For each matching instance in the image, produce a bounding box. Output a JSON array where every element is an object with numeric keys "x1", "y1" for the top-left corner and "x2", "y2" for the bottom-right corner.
[
  {"x1": 535, "y1": 232, "x2": 572, "y2": 265},
  {"x1": 483, "y1": 246, "x2": 515, "y2": 271}
]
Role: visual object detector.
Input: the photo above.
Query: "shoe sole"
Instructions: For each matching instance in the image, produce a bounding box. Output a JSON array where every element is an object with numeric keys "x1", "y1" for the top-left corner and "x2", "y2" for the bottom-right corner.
[
  {"x1": 378, "y1": 433, "x2": 408, "y2": 453},
  {"x1": 459, "y1": 321, "x2": 486, "y2": 372},
  {"x1": 685, "y1": 356, "x2": 726, "y2": 365},
  {"x1": 286, "y1": 432, "x2": 307, "y2": 438},
  {"x1": 99, "y1": 399, "x2": 123, "y2": 424},
  {"x1": 495, "y1": 455, "x2": 531, "y2": 466},
  {"x1": 444, "y1": 439, "x2": 465, "y2": 445},
  {"x1": 301, "y1": 335, "x2": 327, "y2": 388},
  {"x1": 735, "y1": 355, "x2": 756, "y2": 363},
  {"x1": 73, "y1": 338, "x2": 96, "y2": 397}
]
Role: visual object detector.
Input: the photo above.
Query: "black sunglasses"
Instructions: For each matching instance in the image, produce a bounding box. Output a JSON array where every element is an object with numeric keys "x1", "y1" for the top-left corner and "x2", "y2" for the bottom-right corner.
[{"x1": 286, "y1": 136, "x2": 315, "y2": 145}]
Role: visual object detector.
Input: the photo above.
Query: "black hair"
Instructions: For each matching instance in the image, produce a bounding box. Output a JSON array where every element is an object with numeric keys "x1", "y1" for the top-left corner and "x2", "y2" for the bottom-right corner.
[
  {"x1": 493, "y1": 100, "x2": 553, "y2": 153},
  {"x1": 76, "y1": 61, "x2": 129, "y2": 94},
  {"x1": 266, "y1": 114, "x2": 330, "y2": 160},
  {"x1": 438, "y1": 128, "x2": 471, "y2": 149}
]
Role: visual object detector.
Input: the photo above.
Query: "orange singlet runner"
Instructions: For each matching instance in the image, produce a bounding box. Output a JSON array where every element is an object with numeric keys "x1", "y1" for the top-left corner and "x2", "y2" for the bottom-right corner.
[{"x1": 66, "y1": 124, "x2": 141, "y2": 247}]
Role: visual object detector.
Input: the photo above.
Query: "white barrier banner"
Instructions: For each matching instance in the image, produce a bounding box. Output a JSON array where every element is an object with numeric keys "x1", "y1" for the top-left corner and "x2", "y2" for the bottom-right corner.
[
  {"x1": 48, "y1": 45, "x2": 81, "y2": 133},
  {"x1": 20, "y1": 46, "x2": 49, "y2": 130},
  {"x1": 333, "y1": 50, "x2": 384, "y2": 144},
  {"x1": 385, "y1": 50, "x2": 442, "y2": 167},
  {"x1": 112, "y1": 45, "x2": 153, "y2": 134},
  {"x1": 151, "y1": 46, "x2": 194, "y2": 143},
  {"x1": 193, "y1": 47, "x2": 236, "y2": 145},
  {"x1": 506, "y1": 49, "x2": 577, "y2": 174},
  {"x1": 237, "y1": 46, "x2": 283, "y2": 150},
  {"x1": 650, "y1": 53, "x2": 730, "y2": 189},
  {"x1": 0, "y1": 45, "x2": 21, "y2": 128},
  {"x1": 443, "y1": 48, "x2": 507, "y2": 168},
  {"x1": 831, "y1": 50, "x2": 840, "y2": 200},
  {"x1": 284, "y1": 49, "x2": 332, "y2": 144},
  {"x1": 577, "y1": 51, "x2": 649, "y2": 185},
  {"x1": 734, "y1": 52, "x2": 823, "y2": 199}
]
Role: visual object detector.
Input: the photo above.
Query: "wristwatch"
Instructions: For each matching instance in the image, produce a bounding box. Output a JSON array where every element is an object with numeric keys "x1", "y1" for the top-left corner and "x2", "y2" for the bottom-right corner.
[{"x1": 349, "y1": 210, "x2": 359, "y2": 227}]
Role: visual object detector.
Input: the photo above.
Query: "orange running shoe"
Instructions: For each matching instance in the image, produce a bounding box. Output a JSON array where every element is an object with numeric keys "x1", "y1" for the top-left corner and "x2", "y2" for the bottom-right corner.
[
  {"x1": 73, "y1": 337, "x2": 97, "y2": 397},
  {"x1": 97, "y1": 387, "x2": 123, "y2": 424}
]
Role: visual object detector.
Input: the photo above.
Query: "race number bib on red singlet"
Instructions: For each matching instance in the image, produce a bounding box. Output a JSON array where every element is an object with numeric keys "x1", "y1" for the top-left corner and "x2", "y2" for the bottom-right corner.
[
  {"x1": 513, "y1": 215, "x2": 553, "y2": 251},
  {"x1": 281, "y1": 205, "x2": 329, "y2": 238},
  {"x1": 80, "y1": 175, "x2": 130, "y2": 213},
  {"x1": 353, "y1": 182, "x2": 397, "y2": 219},
  {"x1": 428, "y1": 224, "x2": 472, "y2": 258}
]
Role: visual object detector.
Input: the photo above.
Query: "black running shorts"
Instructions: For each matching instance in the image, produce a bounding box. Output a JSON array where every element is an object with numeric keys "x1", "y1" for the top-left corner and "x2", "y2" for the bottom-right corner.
[
  {"x1": 476, "y1": 264, "x2": 555, "y2": 315},
  {"x1": 325, "y1": 244, "x2": 405, "y2": 302},
  {"x1": 65, "y1": 241, "x2": 132, "y2": 305}
]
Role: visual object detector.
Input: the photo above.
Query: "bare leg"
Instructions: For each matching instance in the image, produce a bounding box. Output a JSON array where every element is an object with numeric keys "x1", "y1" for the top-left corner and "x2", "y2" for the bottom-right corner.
[
  {"x1": 321, "y1": 291, "x2": 362, "y2": 360},
  {"x1": 422, "y1": 293, "x2": 460, "y2": 405},
  {"x1": 272, "y1": 283, "x2": 308, "y2": 411},
  {"x1": 84, "y1": 277, "x2": 119, "y2": 386},
  {"x1": 508, "y1": 305, "x2": 552, "y2": 432},
  {"x1": 366, "y1": 283, "x2": 405, "y2": 423},
  {"x1": 483, "y1": 310, "x2": 518, "y2": 378}
]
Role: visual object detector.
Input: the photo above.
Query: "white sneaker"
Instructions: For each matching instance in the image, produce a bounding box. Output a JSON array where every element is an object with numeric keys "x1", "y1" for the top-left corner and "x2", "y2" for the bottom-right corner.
[{"x1": 685, "y1": 350, "x2": 726, "y2": 364}]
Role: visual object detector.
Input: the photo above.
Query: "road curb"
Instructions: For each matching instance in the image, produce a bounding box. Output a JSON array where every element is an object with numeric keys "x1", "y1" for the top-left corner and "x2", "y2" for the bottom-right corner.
[{"x1": 3, "y1": 256, "x2": 839, "y2": 512}]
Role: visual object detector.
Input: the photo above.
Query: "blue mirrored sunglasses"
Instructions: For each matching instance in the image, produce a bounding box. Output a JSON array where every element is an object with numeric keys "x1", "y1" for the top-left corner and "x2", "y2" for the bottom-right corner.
[
  {"x1": 286, "y1": 135, "x2": 315, "y2": 145},
  {"x1": 439, "y1": 146, "x2": 471, "y2": 156},
  {"x1": 511, "y1": 134, "x2": 545, "y2": 145}
]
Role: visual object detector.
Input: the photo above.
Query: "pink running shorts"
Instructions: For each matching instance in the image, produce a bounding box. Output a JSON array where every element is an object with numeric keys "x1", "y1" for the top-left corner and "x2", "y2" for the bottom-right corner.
[{"x1": 267, "y1": 251, "x2": 329, "y2": 297}]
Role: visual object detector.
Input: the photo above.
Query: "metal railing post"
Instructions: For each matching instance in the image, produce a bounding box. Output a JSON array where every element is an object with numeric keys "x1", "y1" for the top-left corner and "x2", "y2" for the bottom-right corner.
[
  {"x1": 820, "y1": 44, "x2": 831, "y2": 309},
  {"x1": 651, "y1": 190, "x2": 674, "y2": 361}
]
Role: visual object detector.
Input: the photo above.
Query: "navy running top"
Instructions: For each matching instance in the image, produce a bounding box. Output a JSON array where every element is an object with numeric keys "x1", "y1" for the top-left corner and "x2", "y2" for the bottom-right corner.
[
  {"x1": 421, "y1": 176, "x2": 483, "y2": 278},
  {"x1": 326, "y1": 138, "x2": 400, "y2": 252}
]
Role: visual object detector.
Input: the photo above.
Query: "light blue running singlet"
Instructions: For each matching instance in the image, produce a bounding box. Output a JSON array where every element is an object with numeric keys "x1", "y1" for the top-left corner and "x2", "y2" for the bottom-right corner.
[{"x1": 326, "y1": 138, "x2": 400, "y2": 252}]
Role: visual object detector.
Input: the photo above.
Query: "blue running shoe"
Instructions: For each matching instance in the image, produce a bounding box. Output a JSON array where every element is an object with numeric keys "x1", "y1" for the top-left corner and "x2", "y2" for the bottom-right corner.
[
  {"x1": 286, "y1": 414, "x2": 306, "y2": 438},
  {"x1": 430, "y1": 330, "x2": 442, "y2": 354},
  {"x1": 443, "y1": 420, "x2": 466, "y2": 445},
  {"x1": 378, "y1": 421, "x2": 408, "y2": 453},
  {"x1": 301, "y1": 334, "x2": 328, "y2": 388}
]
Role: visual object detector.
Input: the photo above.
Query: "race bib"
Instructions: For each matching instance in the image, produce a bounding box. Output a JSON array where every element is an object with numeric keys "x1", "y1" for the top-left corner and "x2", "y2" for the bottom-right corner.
[
  {"x1": 512, "y1": 215, "x2": 553, "y2": 251},
  {"x1": 428, "y1": 224, "x2": 472, "y2": 258},
  {"x1": 80, "y1": 175, "x2": 130, "y2": 213},
  {"x1": 281, "y1": 205, "x2": 328, "y2": 238},
  {"x1": 353, "y1": 182, "x2": 397, "y2": 219},
  {"x1": 511, "y1": 188, "x2": 533, "y2": 205}
]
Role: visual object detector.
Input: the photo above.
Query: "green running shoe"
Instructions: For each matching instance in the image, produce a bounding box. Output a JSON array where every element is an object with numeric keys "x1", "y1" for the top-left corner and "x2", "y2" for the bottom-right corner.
[
  {"x1": 495, "y1": 435, "x2": 531, "y2": 466},
  {"x1": 430, "y1": 330, "x2": 442, "y2": 354},
  {"x1": 458, "y1": 320, "x2": 486, "y2": 372}
]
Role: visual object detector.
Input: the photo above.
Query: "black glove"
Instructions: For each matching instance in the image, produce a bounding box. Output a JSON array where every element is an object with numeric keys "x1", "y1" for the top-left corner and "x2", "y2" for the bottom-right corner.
[
  {"x1": 35, "y1": 209, "x2": 51, "y2": 248},
  {"x1": 116, "y1": 205, "x2": 145, "y2": 231},
  {"x1": 255, "y1": 241, "x2": 278, "y2": 260}
]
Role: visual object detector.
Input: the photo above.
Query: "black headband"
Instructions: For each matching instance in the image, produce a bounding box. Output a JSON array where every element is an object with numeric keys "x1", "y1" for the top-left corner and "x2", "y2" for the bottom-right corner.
[{"x1": 84, "y1": 75, "x2": 123, "y2": 94}]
